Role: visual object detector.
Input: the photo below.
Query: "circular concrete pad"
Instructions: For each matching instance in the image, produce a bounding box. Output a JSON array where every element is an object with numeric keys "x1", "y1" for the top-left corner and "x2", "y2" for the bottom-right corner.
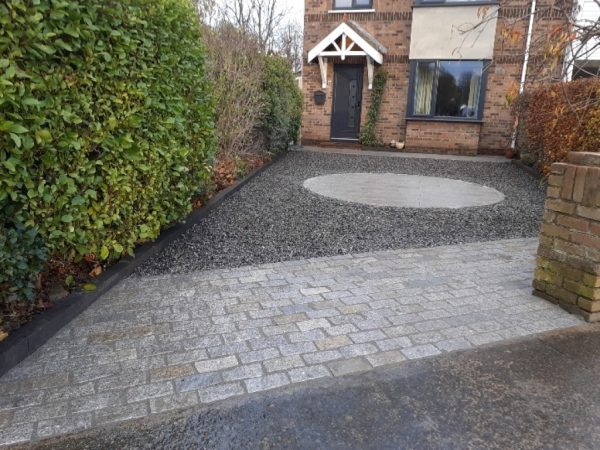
[{"x1": 303, "y1": 173, "x2": 505, "y2": 209}]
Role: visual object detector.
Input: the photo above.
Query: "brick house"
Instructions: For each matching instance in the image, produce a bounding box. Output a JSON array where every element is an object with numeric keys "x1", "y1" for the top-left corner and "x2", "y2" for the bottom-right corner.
[{"x1": 302, "y1": 0, "x2": 568, "y2": 155}]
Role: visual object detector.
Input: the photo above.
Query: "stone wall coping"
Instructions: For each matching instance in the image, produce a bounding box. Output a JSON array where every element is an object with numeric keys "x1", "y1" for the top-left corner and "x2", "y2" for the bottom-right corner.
[{"x1": 567, "y1": 152, "x2": 600, "y2": 167}]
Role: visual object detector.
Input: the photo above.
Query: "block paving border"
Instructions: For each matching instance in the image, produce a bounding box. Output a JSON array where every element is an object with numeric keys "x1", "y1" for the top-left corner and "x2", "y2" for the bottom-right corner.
[
  {"x1": 0, "y1": 153, "x2": 286, "y2": 378},
  {"x1": 0, "y1": 238, "x2": 582, "y2": 446}
]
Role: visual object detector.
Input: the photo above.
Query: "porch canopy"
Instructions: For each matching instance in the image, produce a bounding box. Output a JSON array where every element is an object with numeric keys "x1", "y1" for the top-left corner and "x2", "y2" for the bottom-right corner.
[{"x1": 307, "y1": 21, "x2": 388, "y2": 90}]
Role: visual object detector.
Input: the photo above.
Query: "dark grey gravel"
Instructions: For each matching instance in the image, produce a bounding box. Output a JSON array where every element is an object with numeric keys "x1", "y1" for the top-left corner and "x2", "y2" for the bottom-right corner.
[{"x1": 137, "y1": 150, "x2": 546, "y2": 276}]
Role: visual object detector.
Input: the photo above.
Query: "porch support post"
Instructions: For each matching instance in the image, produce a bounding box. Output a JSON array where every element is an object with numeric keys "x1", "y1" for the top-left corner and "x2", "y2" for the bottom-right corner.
[
  {"x1": 318, "y1": 56, "x2": 328, "y2": 89},
  {"x1": 367, "y1": 56, "x2": 374, "y2": 90}
]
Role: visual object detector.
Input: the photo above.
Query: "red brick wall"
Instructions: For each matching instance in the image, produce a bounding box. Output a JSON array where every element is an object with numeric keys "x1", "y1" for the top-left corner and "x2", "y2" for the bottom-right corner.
[
  {"x1": 302, "y1": 0, "x2": 569, "y2": 154},
  {"x1": 405, "y1": 121, "x2": 481, "y2": 155}
]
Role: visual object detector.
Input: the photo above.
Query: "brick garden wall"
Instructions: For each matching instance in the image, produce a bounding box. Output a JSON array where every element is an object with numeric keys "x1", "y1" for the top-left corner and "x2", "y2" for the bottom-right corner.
[
  {"x1": 534, "y1": 152, "x2": 600, "y2": 322},
  {"x1": 302, "y1": 0, "x2": 568, "y2": 153}
]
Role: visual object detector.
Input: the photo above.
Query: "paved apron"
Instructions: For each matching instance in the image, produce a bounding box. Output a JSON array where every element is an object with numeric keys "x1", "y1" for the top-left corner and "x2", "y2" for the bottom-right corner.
[{"x1": 0, "y1": 238, "x2": 583, "y2": 446}]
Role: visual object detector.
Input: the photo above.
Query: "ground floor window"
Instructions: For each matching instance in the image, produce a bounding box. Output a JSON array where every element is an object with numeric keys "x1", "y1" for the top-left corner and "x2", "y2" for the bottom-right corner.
[{"x1": 408, "y1": 60, "x2": 487, "y2": 120}]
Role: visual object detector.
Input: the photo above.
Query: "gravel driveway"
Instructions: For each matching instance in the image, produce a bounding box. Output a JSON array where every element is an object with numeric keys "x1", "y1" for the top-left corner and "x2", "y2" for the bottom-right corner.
[{"x1": 138, "y1": 150, "x2": 545, "y2": 276}]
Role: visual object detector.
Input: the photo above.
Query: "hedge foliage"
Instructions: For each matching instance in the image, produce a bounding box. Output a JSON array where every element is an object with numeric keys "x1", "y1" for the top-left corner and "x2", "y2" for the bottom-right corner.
[
  {"x1": 0, "y1": 222, "x2": 48, "y2": 303},
  {"x1": 261, "y1": 55, "x2": 303, "y2": 154},
  {"x1": 1, "y1": 0, "x2": 215, "y2": 303},
  {"x1": 204, "y1": 24, "x2": 266, "y2": 157},
  {"x1": 518, "y1": 78, "x2": 600, "y2": 175}
]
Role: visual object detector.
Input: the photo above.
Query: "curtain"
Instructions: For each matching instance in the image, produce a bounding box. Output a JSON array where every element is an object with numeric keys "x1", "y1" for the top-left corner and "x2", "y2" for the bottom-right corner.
[{"x1": 414, "y1": 63, "x2": 435, "y2": 115}]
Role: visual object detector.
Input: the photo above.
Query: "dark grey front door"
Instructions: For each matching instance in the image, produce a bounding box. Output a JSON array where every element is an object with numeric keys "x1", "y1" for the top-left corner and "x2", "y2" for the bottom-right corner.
[{"x1": 331, "y1": 65, "x2": 363, "y2": 140}]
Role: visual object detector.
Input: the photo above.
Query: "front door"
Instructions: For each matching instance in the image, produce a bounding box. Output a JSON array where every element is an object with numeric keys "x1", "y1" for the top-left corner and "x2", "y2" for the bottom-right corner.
[{"x1": 331, "y1": 65, "x2": 363, "y2": 140}]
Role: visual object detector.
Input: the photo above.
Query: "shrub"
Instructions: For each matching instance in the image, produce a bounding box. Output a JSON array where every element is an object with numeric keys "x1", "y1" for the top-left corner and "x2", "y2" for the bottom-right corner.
[
  {"x1": 0, "y1": 0, "x2": 215, "y2": 282},
  {"x1": 204, "y1": 24, "x2": 266, "y2": 157},
  {"x1": 517, "y1": 78, "x2": 600, "y2": 175},
  {"x1": 0, "y1": 224, "x2": 48, "y2": 304},
  {"x1": 261, "y1": 55, "x2": 303, "y2": 154},
  {"x1": 359, "y1": 71, "x2": 388, "y2": 147}
]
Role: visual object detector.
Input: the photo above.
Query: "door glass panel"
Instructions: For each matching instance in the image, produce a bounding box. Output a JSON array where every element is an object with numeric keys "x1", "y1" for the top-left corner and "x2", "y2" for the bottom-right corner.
[{"x1": 348, "y1": 79, "x2": 357, "y2": 128}]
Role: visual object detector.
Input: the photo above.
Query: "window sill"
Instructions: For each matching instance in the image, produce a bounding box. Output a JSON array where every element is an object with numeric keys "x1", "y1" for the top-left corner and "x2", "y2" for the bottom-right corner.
[
  {"x1": 406, "y1": 116, "x2": 484, "y2": 124},
  {"x1": 413, "y1": 1, "x2": 498, "y2": 8},
  {"x1": 328, "y1": 9, "x2": 376, "y2": 13}
]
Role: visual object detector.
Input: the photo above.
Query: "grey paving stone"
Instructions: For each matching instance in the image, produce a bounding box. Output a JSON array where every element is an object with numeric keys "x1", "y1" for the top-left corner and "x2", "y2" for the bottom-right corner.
[
  {"x1": 315, "y1": 335, "x2": 352, "y2": 351},
  {"x1": 288, "y1": 365, "x2": 331, "y2": 383},
  {"x1": 36, "y1": 413, "x2": 92, "y2": 439},
  {"x1": 273, "y1": 312, "x2": 308, "y2": 325},
  {"x1": 0, "y1": 238, "x2": 586, "y2": 445},
  {"x1": 467, "y1": 332, "x2": 504, "y2": 346},
  {"x1": 44, "y1": 383, "x2": 95, "y2": 403},
  {"x1": 94, "y1": 368, "x2": 145, "y2": 389},
  {"x1": 174, "y1": 372, "x2": 223, "y2": 393},
  {"x1": 349, "y1": 330, "x2": 387, "y2": 344},
  {"x1": 297, "y1": 318, "x2": 331, "y2": 332},
  {"x1": 435, "y1": 338, "x2": 473, "y2": 352},
  {"x1": 95, "y1": 402, "x2": 149, "y2": 426},
  {"x1": 340, "y1": 343, "x2": 378, "y2": 358},
  {"x1": 300, "y1": 287, "x2": 330, "y2": 296},
  {"x1": 279, "y1": 342, "x2": 317, "y2": 356},
  {"x1": 194, "y1": 356, "x2": 238, "y2": 374},
  {"x1": 375, "y1": 337, "x2": 413, "y2": 351},
  {"x1": 262, "y1": 323, "x2": 299, "y2": 336},
  {"x1": 264, "y1": 355, "x2": 305, "y2": 373},
  {"x1": 221, "y1": 364, "x2": 264, "y2": 382},
  {"x1": 126, "y1": 381, "x2": 174, "y2": 403},
  {"x1": 70, "y1": 391, "x2": 122, "y2": 413},
  {"x1": 287, "y1": 329, "x2": 327, "y2": 343},
  {"x1": 239, "y1": 348, "x2": 281, "y2": 364},
  {"x1": 149, "y1": 392, "x2": 199, "y2": 414},
  {"x1": 247, "y1": 335, "x2": 288, "y2": 350},
  {"x1": 198, "y1": 382, "x2": 245, "y2": 403},
  {"x1": 245, "y1": 373, "x2": 290, "y2": 394},
  {"x1": 303, "y1": 350, "x2": 343, "y2": 365},
  {"x1": 11, "y1": 401, "x2": 68, "y2": 424},
  {"x1": 0, "y1": 422, "x2": 34, "y2": 446},
  {"x1": 366, "y1": 351, "x2": 407, "y2": 367},
  {"x1": 325, "y1": 324, "x2": 359, "y2": 336},
  {"x1": 166, "y1": 348, "x2": 208, "y2": 366},
  {"x1": 401, "y1": 345, "x2": 441, "y2": 360},
  {"x1": 410, "y1": 331, "x2": 445, "y2": 345},
  {"x1": 327, "y1": 358, "x2": 372, "y2": 376},
  {"x1": 207, "y1": 342, "x2": 249, "y2": 358}
]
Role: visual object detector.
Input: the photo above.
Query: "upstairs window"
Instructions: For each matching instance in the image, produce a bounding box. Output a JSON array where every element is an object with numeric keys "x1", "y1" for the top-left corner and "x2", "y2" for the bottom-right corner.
[
  {"x1": 409, "y1": 60, "x2": 487, "y2": 120},
  {"x1": 333, "y1": 0, "x2": 373, "y2": 10}
]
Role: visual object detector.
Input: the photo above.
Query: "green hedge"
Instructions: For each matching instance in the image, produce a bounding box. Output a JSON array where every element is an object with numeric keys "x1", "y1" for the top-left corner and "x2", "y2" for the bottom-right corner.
[
  {"x1": 261, "y1": 55, "x2": 303, "y2": 154},
  {"x1": 0, "y1": 222, "x2": 48, "y2": 303},
  {"x1": 0, "y1": 0, "x2": 215, "y2": 301}
]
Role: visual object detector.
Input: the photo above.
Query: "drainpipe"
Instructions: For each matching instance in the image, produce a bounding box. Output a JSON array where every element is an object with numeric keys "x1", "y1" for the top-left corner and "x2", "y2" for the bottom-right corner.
[{"x1": 511, "y1": 0, "x2": 537, "y2": 150}]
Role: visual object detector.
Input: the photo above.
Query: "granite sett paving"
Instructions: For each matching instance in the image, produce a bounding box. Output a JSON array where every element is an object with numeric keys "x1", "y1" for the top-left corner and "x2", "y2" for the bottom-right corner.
[{"x1": 0, "y1": 238, "x2": 583, "y2": 446}]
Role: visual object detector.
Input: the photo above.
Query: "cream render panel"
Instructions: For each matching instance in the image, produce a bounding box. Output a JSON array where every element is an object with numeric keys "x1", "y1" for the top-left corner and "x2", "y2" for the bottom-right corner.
[{"x1": 410, "y1": 6, "x2": 499, "y2": 60}]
